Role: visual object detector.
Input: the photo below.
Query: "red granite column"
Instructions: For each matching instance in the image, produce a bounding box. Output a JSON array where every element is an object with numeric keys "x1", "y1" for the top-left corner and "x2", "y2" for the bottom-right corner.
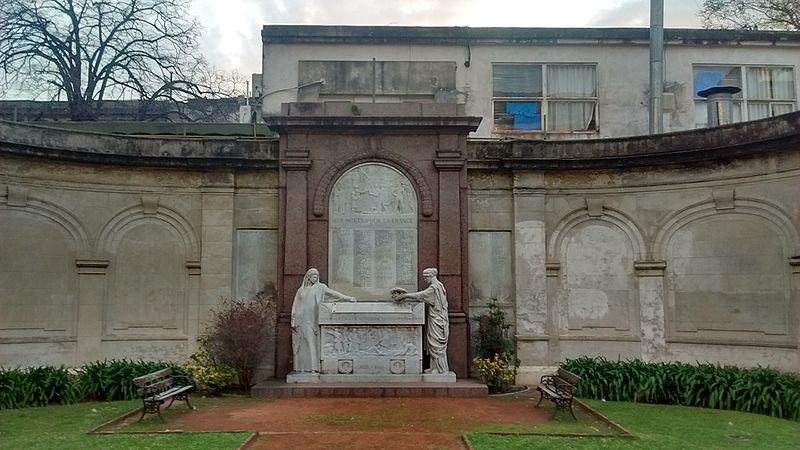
[
  {"x1": 435, "y1": 156, "x2": 468, "y2": 378},
  {"x1": 276, "y1": 133, "x2": 312, "y2": 378}
]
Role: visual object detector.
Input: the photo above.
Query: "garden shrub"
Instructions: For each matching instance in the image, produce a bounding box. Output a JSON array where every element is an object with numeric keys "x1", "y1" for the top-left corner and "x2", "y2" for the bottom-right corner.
[
  {"x1": 184, "y1": 335, "x2": 237, "y2": 392},
  {"x1": 472, "y1": 299, "x2": 519, "y2": 393},
  {"x1": 204, "y1": 285, "x2": 277, "y2": 390},
  {"x1": 0, "y1": 366, "x2": 82, "y2": 409},
  {"x1": 564, "y1": 356, "x2": 800, "y2": 421},
  {"x1": 78, "y1": 359, "x2": 185, "y2": 401}
]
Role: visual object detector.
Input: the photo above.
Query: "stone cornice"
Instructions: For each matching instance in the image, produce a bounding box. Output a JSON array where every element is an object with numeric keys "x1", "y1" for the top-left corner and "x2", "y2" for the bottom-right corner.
[
  {"x1": 265, "y1": 116, "x2": 482, "y2": 133},
  {"x1": 468, "y1": 111, "x2": 800, "y2": 170},
  {"x1": 0, "y1": 121, "x2": 279, "y2": 169}
]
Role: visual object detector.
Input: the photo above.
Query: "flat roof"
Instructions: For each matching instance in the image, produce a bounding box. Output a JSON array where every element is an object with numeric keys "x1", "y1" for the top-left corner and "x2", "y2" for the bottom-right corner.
[{"x1": 262, "y1": 25, "x2": 800, "y2": 45}]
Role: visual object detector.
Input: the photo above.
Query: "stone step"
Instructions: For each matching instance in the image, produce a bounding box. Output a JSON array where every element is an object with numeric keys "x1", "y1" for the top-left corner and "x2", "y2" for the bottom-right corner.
[{"x1": 251, "y1": 379, "x2": 488, "y2": 398}]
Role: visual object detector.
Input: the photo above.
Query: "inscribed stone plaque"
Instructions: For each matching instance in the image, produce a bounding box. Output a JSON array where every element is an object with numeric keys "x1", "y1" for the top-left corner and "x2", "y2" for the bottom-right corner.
[
  {"x1": 329, "y1": 163, "x2": 417, "y2": 300},
  {"x1": 235, "y1": 229, "x2": 277, "y2": 299}
]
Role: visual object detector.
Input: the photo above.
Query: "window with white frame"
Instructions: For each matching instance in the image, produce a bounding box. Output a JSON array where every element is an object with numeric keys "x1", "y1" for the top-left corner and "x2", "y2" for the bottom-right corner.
[
  {"x1": 693, "y1": 65, "x2": 796, "y2": 127},
  {"x1": 492, "y1": 63, "x2": 598, "y2": 133}
]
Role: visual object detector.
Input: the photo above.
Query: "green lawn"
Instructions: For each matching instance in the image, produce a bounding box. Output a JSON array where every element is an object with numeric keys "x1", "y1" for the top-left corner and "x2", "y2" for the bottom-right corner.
[
  {"x1": 468, "y1": 399, "x2": 800, "y2": 449},
  {"x1": 4, "y1": 397, "x2": 800, "y2": 450},
  {"x1": 0, "y1": 400, "x2": 249, "y2": 450}
]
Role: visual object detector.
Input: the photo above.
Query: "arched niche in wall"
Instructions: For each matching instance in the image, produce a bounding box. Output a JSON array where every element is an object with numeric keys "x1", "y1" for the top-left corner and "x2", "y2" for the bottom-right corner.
[
  {"x1": 327, "y1": 163, "x2": 418, "y2": 300},
  {"x1": 98, "y1": 204, "x2": 199, "y2": 339},
  {"x1": 0, "y1": 200, "x2": 86, "y2": 339},
  {"x1": 656, "y1": 199, "x2": 797, "y2": 344},
  {"x1": 550, "y1": 208, "x2": 645, "y2": 338}
]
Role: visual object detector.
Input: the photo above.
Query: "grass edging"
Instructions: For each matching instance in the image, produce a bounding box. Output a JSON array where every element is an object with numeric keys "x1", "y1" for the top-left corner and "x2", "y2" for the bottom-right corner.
[
  {"x1": 88, "y1": 406, "x2": 145, "y2": 434},
  {"x1": 573, "y1": 398, "x2": 635, "y2": 437},
  {"x1": 470, "y1": 397, "x2": 635, "y2": 439}
]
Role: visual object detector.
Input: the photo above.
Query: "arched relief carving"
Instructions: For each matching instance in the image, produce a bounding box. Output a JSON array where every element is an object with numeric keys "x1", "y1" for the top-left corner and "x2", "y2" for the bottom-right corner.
[
  {"x1": 549, "y1": 208, "x2": 642, "y2": 336},
  {"x1": 653, "y1": 197, "x2": 799, "y2": 261},
  {"x1": 548, "y1": 206, "x2": 647, "y2": 262},
  {"x1": 0, "y1": 196, "x2": 90, "y2": 255},
  {"x1": 98, "y1": 204, "x2": 200, "y2": 260},
  {"x1": 312, "y1": 151, "x2": 434, "y2": 218},
  {"x1": 0, "y1": 197, "x2": 86, "y2": 338},
  {"x1": 98, "y1": 203, "x2": 198, "y2": 337},
  {"x1": 656, "y1": 197, "x2": 797, "y2": 340}
]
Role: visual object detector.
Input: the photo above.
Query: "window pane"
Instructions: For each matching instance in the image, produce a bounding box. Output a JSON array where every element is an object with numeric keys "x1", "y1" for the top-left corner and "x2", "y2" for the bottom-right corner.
[
  {"x1": 747, "y1": 67, "x2": 795, "y2": 100},
  {"x1": 493, "y1": 65, "x2": 542, "y2": 97},
  {"x1": 748, "y1": 102, "x2": 770, "y2": 120},
  {"x1": 694, "y1": 66, "x2": 742, "y2": 97},
  {"x1": 493, "y1": 100, "x2": 542, "y2": 130},
  {"x1": 772, "y1": 103, "x2": 795, "y2": 116},
  {"x1": 547, "y1": 101, "x2": 596, "y2": 131},
  {"x1": 547, "y1": 65, "x2": 596, "y2": 97}
]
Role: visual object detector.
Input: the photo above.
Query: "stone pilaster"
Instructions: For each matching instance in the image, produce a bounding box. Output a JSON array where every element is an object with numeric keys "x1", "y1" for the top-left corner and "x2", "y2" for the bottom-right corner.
[
  {"x1": 75, "y1": 259, "x2": 109, "y2": 364},
  {"x1": 199, "y1": 172, "x2": 235, "y2": 318},
  {"x1": 186, "y1": 260, "x2": 202, "y2": 354},
  {"x1": 791, "y1": 257, "x2": 800, "y2": 373},
  {"x1": 512, "y1": 171, "x2": 548, "y2": 368},
  {"x1": 635, "y1": 260, "x2": 667, "y2": 362}
]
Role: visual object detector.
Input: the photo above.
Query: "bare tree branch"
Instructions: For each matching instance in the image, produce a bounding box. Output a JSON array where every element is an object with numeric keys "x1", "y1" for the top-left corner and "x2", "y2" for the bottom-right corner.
[
  {"x1": 700, "y1": 0, "x2": 800, "y2": 30},
  {"x1": 0, "y1": 0, "x2": 241, "y2": 121}
]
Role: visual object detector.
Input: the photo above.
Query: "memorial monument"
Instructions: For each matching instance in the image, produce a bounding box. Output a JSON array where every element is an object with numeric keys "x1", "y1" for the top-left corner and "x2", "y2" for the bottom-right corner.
[{"x1": 288, "y1": 265, "x2": 455, "y2": 383}]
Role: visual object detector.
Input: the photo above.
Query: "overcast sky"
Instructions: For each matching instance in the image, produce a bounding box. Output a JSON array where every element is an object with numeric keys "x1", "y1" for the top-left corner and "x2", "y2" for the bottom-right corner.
[{"x1": 192, "y1": 0, "x2": 704, "y2": 75}]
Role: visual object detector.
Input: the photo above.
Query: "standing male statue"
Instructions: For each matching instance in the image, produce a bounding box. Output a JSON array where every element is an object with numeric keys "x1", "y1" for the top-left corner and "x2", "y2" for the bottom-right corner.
[
  {"x1": 291, "y1": 268, "x2": 355, "y2": 373},
  {"x1": 393, "y1": 268, "x2": 450, "y2": 374}
]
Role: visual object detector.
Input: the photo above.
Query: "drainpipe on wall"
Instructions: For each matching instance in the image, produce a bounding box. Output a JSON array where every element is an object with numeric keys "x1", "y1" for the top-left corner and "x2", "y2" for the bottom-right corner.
[
  {"x1": 649, "y1": 0, "x2": 664, "y2": 134},
  {"x1": 372, "y1": 57, "x2": 377, "y2": 103}
]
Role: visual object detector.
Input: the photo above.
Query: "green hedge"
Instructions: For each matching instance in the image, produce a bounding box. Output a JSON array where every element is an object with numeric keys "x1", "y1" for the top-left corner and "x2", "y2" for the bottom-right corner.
[
  {"x1": 563, "y1": 357, "x2": 800, "y2": 421},
  {"x1": 0, "y1": 359, "x2": 185, "y2": 409}
]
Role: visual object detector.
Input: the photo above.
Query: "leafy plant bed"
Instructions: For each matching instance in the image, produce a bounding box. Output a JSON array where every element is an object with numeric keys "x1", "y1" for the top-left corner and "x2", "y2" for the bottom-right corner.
[{"x1": 563, "y1": 356, "x2": 800, "y2": 421}]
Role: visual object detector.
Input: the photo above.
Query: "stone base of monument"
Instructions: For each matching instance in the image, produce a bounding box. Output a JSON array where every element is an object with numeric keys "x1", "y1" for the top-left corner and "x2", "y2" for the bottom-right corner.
[
  {"x1": 286, "y1": 372, "x2": 320, "y2": 383},
  {"x1": 286, "y1": 373, "x2": 457, "y2": 384},
  {"x1": 252, "y1": 378, "x2": 488, "y2": 398},
  {"x1": 422, "y1": 371, "x2": 457, "y2": 383}
]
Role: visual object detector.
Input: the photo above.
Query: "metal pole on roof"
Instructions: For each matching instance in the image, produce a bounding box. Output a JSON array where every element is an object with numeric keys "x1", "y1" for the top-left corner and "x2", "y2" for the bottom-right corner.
[{"x1": 649, "y1": 0, "x2": 664, "y2": 134}]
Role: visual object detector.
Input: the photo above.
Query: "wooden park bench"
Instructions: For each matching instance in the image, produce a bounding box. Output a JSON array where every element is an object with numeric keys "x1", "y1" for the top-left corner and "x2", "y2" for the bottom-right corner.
[
  {"x1": 132, "y1": 367, "x2": 194, "y2": 422},
  {"x1": 536, "y1": 367, "x2": 581, "y2": 419}
]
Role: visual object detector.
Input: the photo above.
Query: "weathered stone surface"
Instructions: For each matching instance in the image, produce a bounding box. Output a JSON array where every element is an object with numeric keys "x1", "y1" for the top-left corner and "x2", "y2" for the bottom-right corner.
[
  {"x1": 328, "y1": 163, "x2": 418, "y2": 300},
  {"x1": 317, "y1": 302, "x2": 424, "y2": 379}
]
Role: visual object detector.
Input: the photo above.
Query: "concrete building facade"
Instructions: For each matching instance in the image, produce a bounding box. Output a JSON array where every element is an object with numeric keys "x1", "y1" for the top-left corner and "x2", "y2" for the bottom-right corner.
[{"x1": 259, "y1": 26, "x2": 799, "y2": 139}]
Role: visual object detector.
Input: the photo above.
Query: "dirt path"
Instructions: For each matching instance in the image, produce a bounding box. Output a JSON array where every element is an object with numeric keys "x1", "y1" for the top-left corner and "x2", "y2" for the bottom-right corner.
[{"x1": 167, "y1": 394, "x2": 549, "y2": 449}]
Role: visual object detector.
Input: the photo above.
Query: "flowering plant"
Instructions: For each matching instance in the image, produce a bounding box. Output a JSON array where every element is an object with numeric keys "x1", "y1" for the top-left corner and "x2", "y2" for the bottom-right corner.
[
  {"x1": 183, "y1": 335, "x2": 236, "y2": 392},
  {"x1": 473, "y1": 354, "x2": 516, "y2": 394}
]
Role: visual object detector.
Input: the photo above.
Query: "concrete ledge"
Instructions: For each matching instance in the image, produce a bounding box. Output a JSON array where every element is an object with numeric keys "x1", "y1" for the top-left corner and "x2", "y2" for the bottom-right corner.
[{"x1": 252, "y1": 378, "x2": 488, "y2": 398}]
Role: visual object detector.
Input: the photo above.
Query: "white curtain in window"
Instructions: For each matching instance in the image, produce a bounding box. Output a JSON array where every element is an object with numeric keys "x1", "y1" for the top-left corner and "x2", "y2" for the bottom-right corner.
[
  {"x1": 748, "y1": 102, "x2": 770, "y2": 120},
  {"x1": 747, "y1": 67, "x2": 795, "y2": 100},
  {"x1": 548, "y1": 65, "x2": 596, "y2": 97},
  {"x1": 548, "y1": 101, "x2": 595, "y2": 131},
  {"x1": 772, "y1": 103, "x2": 794, "y2": 116}
]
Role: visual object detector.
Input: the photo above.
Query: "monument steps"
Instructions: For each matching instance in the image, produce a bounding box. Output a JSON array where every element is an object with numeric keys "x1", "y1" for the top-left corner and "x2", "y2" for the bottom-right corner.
[{"x1": 251, "y1": 379, "x2": 488, "y2": 398}]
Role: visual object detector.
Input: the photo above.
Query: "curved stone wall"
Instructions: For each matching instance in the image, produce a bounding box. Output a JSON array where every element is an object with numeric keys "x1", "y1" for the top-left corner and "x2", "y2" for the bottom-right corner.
[{"x1": 1, "y1": 111, "x2": 799, "y2": 381}]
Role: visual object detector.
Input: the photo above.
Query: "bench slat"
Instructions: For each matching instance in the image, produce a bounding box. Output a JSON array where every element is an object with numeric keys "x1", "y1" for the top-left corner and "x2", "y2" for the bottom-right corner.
[{"x1": 133, "y1": 368, "x2": 173, "y2": 386}]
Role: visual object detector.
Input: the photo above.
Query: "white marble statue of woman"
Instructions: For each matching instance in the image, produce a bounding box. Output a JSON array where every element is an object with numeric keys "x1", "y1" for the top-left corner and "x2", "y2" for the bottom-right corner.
[
  {"x1": 291, "y1": 268, "x2": 355, "y2": 373},
  {"x1": 393, "y1": 268, "x2": 450, "y2": 374}
]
